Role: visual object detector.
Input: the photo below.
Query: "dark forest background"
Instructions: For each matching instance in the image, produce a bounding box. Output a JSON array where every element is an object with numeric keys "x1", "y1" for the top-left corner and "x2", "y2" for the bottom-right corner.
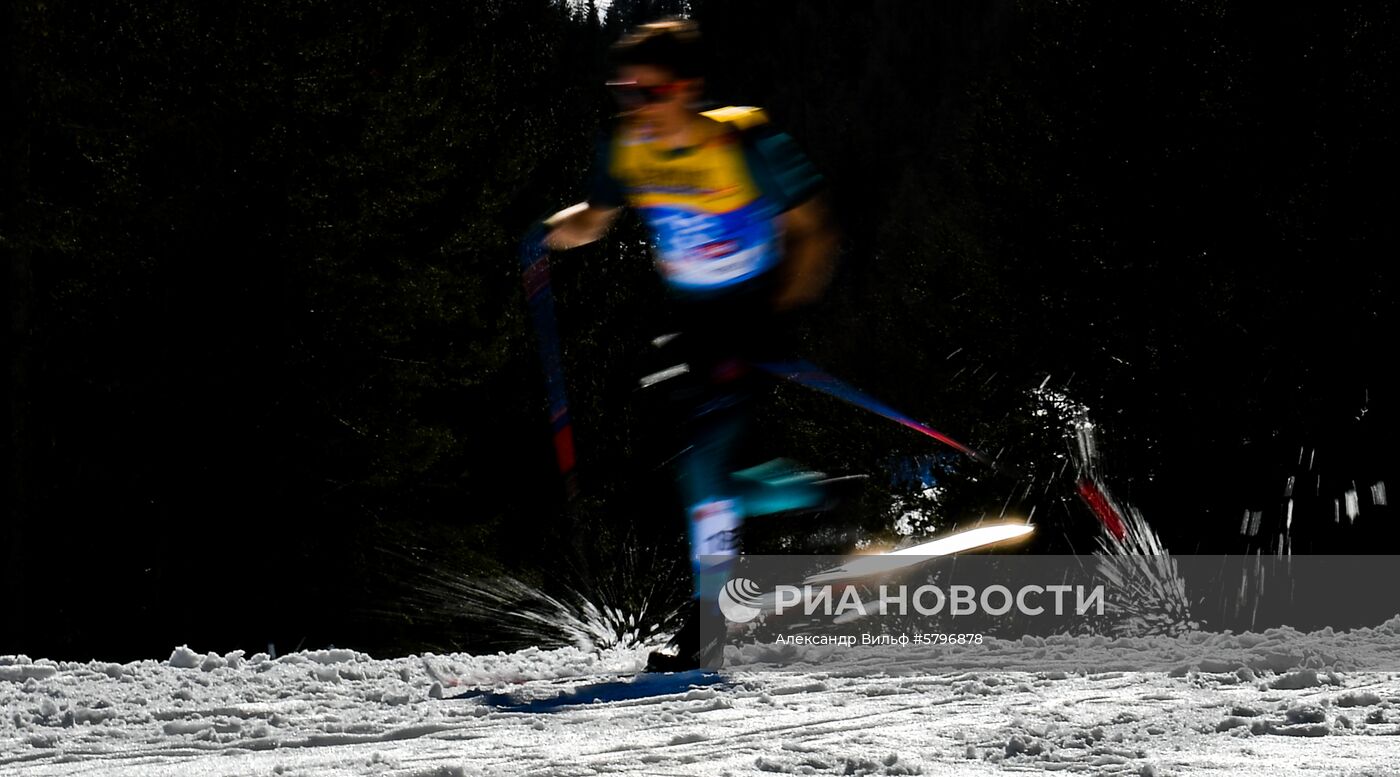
[{"x1": 5, "y1": 0, "x2": 1396, "y2": 661}]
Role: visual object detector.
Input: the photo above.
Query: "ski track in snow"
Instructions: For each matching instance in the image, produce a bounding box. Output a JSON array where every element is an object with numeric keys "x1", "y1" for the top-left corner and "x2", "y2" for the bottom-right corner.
[{"x1": 3, "y1": 622, "x2": 1400, "y2": 777}]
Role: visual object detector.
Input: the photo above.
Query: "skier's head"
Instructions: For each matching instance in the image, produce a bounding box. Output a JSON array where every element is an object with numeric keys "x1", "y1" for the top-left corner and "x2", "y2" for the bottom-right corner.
[
  {"x1": 607, "y1": 18, "x2": 705, "y2": 127},
  {"x1": 610, "y1": 17, "x2": 704, "y2": 82}
]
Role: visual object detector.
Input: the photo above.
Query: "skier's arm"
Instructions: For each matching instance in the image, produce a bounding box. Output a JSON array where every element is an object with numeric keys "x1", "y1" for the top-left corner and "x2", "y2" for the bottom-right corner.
[
  {"x1": 774, "y1": 193, "x2": 837, "y2": 311},
  {"x1": 735, "y1": 119, "x2": 835, "y2": 311},
  {"x1": 542, "y1": 133, "x2": 625, "y2": 250},
  {"x1": 542, "y1": 202, "x2": 620, "y2": 250}
]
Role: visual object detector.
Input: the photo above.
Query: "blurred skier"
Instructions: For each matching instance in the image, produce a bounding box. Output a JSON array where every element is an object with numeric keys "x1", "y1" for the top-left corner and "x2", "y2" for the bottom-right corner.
[{"x1": 541, "y1": 17, "x2": 838, "y2": 671}]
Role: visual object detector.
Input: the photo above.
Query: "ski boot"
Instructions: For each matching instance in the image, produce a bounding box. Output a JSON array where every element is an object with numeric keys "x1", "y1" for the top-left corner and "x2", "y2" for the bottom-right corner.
[{"x1": 645, "y1": 599, "x2": 725, "y2": 673}]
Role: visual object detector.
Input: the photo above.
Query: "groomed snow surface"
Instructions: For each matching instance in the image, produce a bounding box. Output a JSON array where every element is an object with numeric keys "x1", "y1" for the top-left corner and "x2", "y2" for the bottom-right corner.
[{"x1": 4, "y1": 619, "x2": 1400, "y2": 776}]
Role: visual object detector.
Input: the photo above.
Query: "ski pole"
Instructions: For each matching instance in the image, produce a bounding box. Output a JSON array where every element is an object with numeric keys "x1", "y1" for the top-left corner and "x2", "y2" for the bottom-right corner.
[
  {"x1": 758, "y1": 359, "x2": 1126, "y2": 539},
  {"x1": 521, "y1": 228, "x2": 579, "y2": 500},
  {"x1": 757, "y1": 360, "x2": 992, "y2": 466}
]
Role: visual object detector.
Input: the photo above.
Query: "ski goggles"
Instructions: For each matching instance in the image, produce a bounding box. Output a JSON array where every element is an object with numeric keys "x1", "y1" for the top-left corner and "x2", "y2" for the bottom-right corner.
[{"x1": 607, "y1": 80, "x2": 686, "y2": 107}]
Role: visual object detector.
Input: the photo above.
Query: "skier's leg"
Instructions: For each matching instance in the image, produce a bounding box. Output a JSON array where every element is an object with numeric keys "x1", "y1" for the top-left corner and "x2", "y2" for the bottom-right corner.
[
  {"x1": 730, "y1": 457, "x2": 829, "y2": 516},
  {"x1": 676, "y1": 392, "x2": 747, "y2": 602},
  {"x1": 645, "y1": 379, "x2": 746, "y2": 672}
]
